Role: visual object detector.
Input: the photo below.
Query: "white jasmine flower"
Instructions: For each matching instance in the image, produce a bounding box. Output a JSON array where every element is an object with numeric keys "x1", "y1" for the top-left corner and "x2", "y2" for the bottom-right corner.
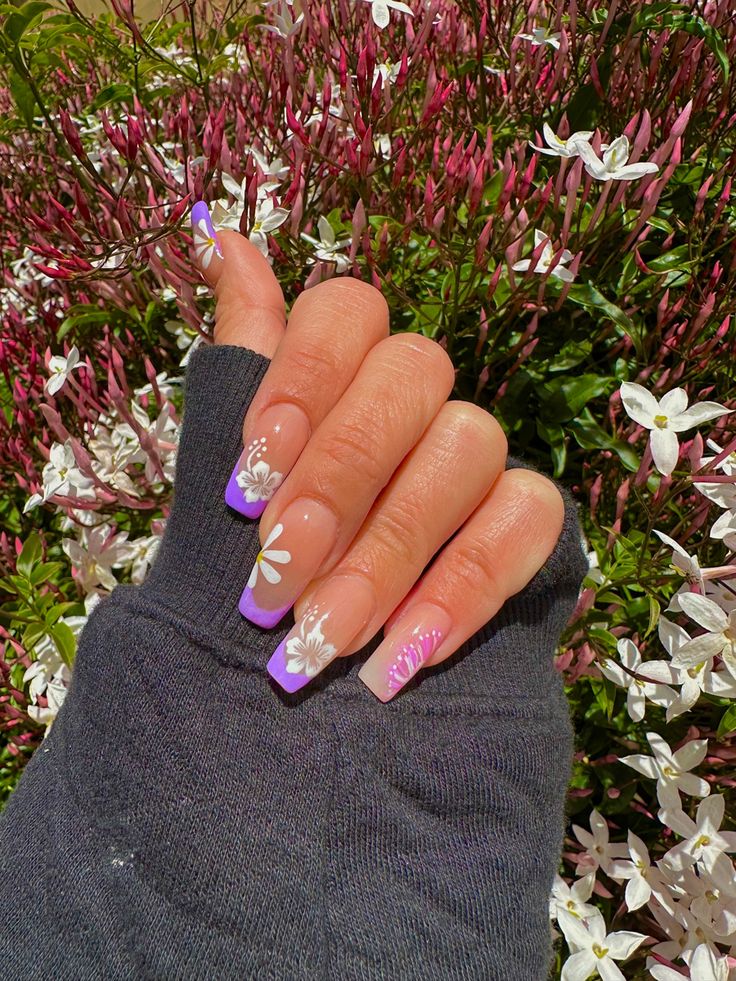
[
  {"x1": 512, "y1": 228, "x2": 575, "y2": 282},
  {"x1": 284, "y1": 612, "x2": 337, "y2": 676},
  {"x1": 126, "y1": 534, "x2": 162, "y2": 585},
  {"x1": 619, "y1": 382, "x2": 733, "y2": 477},
  {"x1": 249, "y1": 196, "x2": 290, "y2": 258},
  {"x1": 528, "y1": 123, "x2": 593, "y2": 158},
  {"x1": 360, "y1": 0, "x2": 414, "y2": 30},
  {"x1": 671, "y1": 592, "x2": 736, "y2": 680},
  {"x1": 557, "y1": 910, "x2": 646, "y2": 981},
  {"x1": 660, "y1": 796, "x2": 736, "y2": 894},
  {"x1": 549, "y1": 872, "x2": 600, "y2": 924},
  {"x1": 45, "y1": 346, "x2": 85, "y2": 396},
  {"x1": 373, "y1": 59, "x2": 402, "y2": 86},
  {"x1": 620, "y1": 732, "x2": 709, "y2": 810},
  {"x1": 598, "y1": 638, "x2": 675, "y2": 721},
  {"x1": 23, "y1": 440, "x2": 96, "y2": 513},
  {"x1": 261, "y1": 0, "x2": 304, "y2": 38},
  {"x1": 608, "y1": 831, "x2": 667, "y2": 911},
  {"x1": 247, "y1": 523, "x2": 292, "y2": 588},
  {"x1": 301, "y1": 216, "x2": 352, "y2": 272},
  {"x1": 647, "y1": 942, "x2": 730, "y2": 981},
  {"x1": 516, "y1": 26, "x2": 562, "y2": 49},
  {"x1": 62, "y1": 523, "x2": 135, "y2": 594},
  {"x1": 577, "y1": 134, "x2": 659, "y2": 181},
  {"x1": 572, "y1": 809, "x2": 628, "y2": 876}
]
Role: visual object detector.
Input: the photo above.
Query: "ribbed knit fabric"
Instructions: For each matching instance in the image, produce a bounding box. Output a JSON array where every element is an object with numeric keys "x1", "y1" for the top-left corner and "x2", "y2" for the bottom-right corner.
[{"x1": 0, "y1": 344, "x2": 589, "y2": 979}]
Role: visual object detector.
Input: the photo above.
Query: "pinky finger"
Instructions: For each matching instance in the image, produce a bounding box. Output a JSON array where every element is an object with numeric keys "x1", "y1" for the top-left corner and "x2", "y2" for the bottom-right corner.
[{"x1": 357, "y1": 468, "x2": 565, "y2": 703}]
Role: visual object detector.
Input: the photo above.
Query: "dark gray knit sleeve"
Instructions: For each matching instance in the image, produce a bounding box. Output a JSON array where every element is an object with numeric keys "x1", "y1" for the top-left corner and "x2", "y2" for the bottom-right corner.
[{"x1": 0, "y1": 342, "x2": 589, "y2": 979}]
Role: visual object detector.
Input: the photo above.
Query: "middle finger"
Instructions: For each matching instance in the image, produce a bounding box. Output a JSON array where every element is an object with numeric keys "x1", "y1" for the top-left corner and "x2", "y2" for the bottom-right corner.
[{"x1": 239, "y1": 333, "x2": 455, "y2": 627}]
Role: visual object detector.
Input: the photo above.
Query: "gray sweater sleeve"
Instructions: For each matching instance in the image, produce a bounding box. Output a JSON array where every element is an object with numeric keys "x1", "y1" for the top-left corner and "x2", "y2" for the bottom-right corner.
[{"x1": 0, "y1": 343, "x2": 589, "y2": 979}]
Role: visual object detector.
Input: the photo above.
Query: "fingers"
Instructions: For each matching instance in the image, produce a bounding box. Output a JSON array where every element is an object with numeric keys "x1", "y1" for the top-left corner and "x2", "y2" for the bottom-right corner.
[
  {"x1": 265, "y1": 401, "x2": 508, "y2": 692},
  {"x1": 358, "y1": 469, "x2": 565, "y2": 701},
  {"x1": 190, "y1": 201, "x2": 286, "y2": 357},
  {"x1": 225, "y1": 278, "x2": 390, "y2": 519},
  {"x1": 238, "y1": 333, "x2": 456, "y2": 628}
]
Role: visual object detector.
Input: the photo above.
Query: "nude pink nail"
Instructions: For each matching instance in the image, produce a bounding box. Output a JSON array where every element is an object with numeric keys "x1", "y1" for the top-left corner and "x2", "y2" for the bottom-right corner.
[{"x1": 358, "y1": 602, "x2": 452, "y2": 702}]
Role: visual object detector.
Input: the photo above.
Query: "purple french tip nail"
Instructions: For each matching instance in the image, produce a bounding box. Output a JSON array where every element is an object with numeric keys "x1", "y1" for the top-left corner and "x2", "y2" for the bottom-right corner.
[
  {"x1": 225, "y1": 467, "x2": 268, "y2": 519},
  {"x1": 238, "y1": 586, "x2": 292, "y2": 629},
  {"x1": 266, "y1": 640, "x2": 312, "y2": 693}
]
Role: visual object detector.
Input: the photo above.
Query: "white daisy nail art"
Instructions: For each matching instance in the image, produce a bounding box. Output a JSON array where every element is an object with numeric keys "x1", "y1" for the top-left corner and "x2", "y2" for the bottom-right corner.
[{"x1": 247, "y1": 523, "x2": 292, "y2": 589}]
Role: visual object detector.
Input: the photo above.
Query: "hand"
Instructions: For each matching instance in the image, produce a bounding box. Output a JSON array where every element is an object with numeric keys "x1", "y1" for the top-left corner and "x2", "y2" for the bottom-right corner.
[{"x1": 191, "y1": 202, "x2": 565, "y2": 701}]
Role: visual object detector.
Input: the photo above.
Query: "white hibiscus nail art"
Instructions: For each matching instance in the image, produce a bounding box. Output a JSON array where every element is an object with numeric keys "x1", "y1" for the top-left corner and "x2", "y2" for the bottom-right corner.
[
  {"x1": 284, "y1": 609, "x2": 337, "y2": 677},
  {"x1": 236, "y1": 438, "x2": 283, "y2": 503},
  {"x1": 247, "y1": 523, "x2": 292, "y2": 588}
]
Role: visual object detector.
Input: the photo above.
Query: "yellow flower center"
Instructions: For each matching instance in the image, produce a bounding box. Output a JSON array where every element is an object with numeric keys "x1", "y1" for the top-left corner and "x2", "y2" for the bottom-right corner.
[
  {"x1": 653, "y1": 414, "x2": 669, "y2": 429},
  {"x1": 592, "y1": 943, "x2": 609, "y2": 959}
]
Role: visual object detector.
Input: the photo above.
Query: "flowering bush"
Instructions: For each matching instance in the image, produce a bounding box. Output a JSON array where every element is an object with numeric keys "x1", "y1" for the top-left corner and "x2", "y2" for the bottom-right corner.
[{"x1": 1, "y1": 0, "x2": 735, "y2": 975}]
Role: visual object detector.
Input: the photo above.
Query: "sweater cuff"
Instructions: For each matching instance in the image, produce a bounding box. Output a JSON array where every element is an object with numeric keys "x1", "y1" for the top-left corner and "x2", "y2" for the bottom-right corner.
[{"x1": 138, "y1": 342, "x2": 589, "y2": 664}]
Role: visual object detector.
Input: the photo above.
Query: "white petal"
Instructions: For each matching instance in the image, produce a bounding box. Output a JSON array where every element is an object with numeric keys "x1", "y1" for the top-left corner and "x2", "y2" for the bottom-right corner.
[
  {"x1": 677, "y1": 592, "x2": 728, "y2": 632},
  {"x1": 385, "y1": 0, "x2": 413, "y2": 13},
  {"x1": 605, "y1": 930, "x2": 647, "y2": 960},
  {"x1": 262, "y1": 522, "x2": 284, "y2": 550},
  {"x1": 649, "y1": 428, "x2": 680, "y2": 476},
  {"x1": 672, "y1": 737, "x2": 708, "y2": 772},
  {"x1": 603, "y1": 135, "x2": 630, "y2": 171},
  {"x1": 576, "y1": 141, "x2": 608, "y2": 179},
  {"x1": 620, "y1": 753, "x2": 658, "y2": 779},
  {"x1": 658, "y1": 388, "x2": 688, "y2": 416},
  {"x1": 512, "y1": 259, "x2": 531, "y2": 272},
  {"x1": 262, "y1": 548, "x2": 291, "y2": 565},
  {"x1": 557, "y1": 909, "x2": 594, "y2": 950},
  {"x1": 259, "y1": 559, "x2": 282, "y2": 584},
  {"x1": 695, "y1": 793, "x2": 724, "y2": 832},
  {"x1": 561, "y1": 949, "x2": 597, "y2": 981},
  {"x1": 551, "y1": 265, "x2": 576, "y2": 282},
  {"x1": 371, "y1": 0, "x2": 390, "y2": 28},
  {"x1": 669, "y1": 401, "x2": 734, "y2": 432},
  {"x1": 597, "y1": 958, "x2": 625, "y2": 981},
  {"x1": 45, "y1": 374, "x2": 65, "y2": 396},
  {"x1": 247, "y1": 563, "x2": 259, "y2": 589},
  {"x1": 619, "y1": 381, "x2": 658, "y2": 427},
  {"x1": 611, "y1": 162, "x2": 659, "y2": 179}
]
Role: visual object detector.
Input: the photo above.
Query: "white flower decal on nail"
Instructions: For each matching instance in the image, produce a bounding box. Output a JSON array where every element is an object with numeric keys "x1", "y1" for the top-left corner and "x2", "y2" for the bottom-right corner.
[
  {"x1": 193, "y1": 217, "x2": 222, "y2": 270},
  {"x1": 247, "y1": 523, "x2": 291, "y2": 588},
  {"x1": 236, "y1": 438, "x2": 283, "y2": 503},
  {"x1": 284, "y1": 610, "x2": 337, "y2": 677},
  {"x1": 387, "y1": 629, "x2": 443, "y2": 693}
]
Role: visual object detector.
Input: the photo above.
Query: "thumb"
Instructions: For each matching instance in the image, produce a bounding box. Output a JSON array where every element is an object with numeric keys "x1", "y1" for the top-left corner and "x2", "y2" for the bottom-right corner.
[{"x1": 190, "y1": 200, "x2": 286, "y2": 359}]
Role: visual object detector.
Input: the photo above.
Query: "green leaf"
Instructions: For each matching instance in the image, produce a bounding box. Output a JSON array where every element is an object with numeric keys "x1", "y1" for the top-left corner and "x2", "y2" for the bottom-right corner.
[
  {"x1": 645, "y1": 595, "x2": 661, "y2": 638},
  {"x1": 716, "y1": 704, "x2": 736, "y2": 738},
  {"x1": 568, "y1": 409, "x2": 641, "y2": 472},
  {"x1": 3, "y1": 1, "x2": 52, "y2": 44},
  {"x1": 566, "y1": 283, "x2": 646, "y2": 361},
  {"x1": 536, "y1": 419, "x2": 566, "y2": 477},
  {"x1": 538, "y1": 374, "x2": 611, "y2": 423},
  {"x1": 50, "y1": 622, "x2": 76, "y2": 669},
  {"x1": 88, "y1": 83, "x2": 135, "y2": 113},
  {"x1": 646, "y1": 246, "x2": 692, "y2": 273},
  {"x1": 16, "y1": 533, "x2": 42, "y2": 578},
  {"x1": 8, "y1": 70, "x2": 36, "y2": 130}
]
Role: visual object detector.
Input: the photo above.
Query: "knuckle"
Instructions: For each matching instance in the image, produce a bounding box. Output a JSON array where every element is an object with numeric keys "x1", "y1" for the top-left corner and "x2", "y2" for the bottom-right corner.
[
  {"x1": 288, "y1": 342, "x2": 342, "y2": 385},
  {"x1": 318, "y1": 420, "x2": 386, "y2": 487},
  {"x1": 377, "y1": 333, "x2": 456, "y2": 389},
  {"x1": 509, "y1": 470, "x2": 565, "y2": 520},
  {"x1": 447, "y1": 536, "x2": 504, "y2": 602},
  {"x1": 307, "y1": 278, "x2": 390, "y2": 334},
  {"x1": 367, "y1": 500, "x2": 429, "y2": 569},
  {"x1": 440, "y1": 401, "x2": 508, "y2": 458}
]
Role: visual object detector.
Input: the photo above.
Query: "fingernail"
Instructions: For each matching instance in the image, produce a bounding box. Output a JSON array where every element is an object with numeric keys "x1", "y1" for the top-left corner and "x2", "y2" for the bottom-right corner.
[
  {"x1": 191, "y1": 200, "x2": 223, "y2": 270},
  {"x1": 267, "y1": 574, "x2": 376, "y2": 693},
  {"x1": 225, "y1": 403, "x2": 311, "y2": 519},
  {"x1": 239, "y1": 497, "x2": 339, "y2": 628},
  {"x1": 358, "y1": 602, "x2": 452, "y2": 702}
]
